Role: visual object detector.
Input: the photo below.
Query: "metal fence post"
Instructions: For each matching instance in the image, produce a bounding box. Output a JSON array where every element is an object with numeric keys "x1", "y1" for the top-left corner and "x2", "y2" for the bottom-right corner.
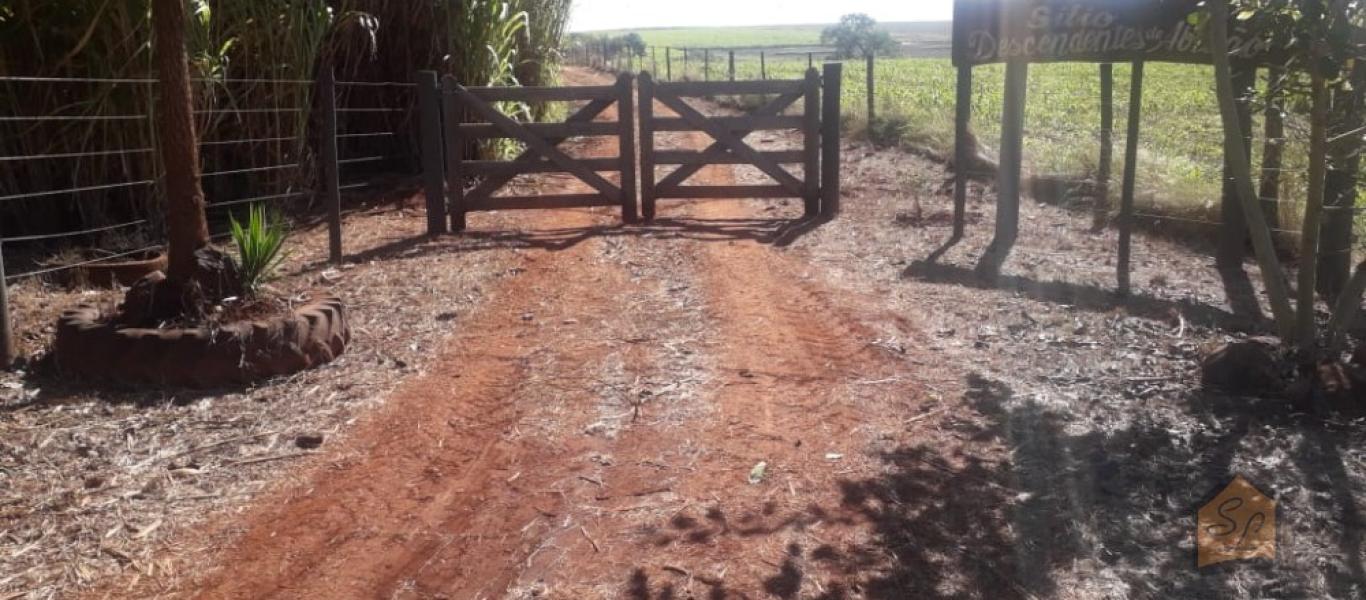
[
  {"x1": 442, "y1": 76, "x2": 467, "y2": 232},
  {"x1": 321, "y1": 68, "x2": 343, "y2": 263},
  {"x1": 666, "y1": 47, "x2": 672, "y2": 81},
  {"x1": 617, "y1": 73, "x2": 638, "y2": 223},
  {"x1": 416, "y1": 70, "x2": 447, "y2": 236},
  {"x1": 821, "y1": 62, "x2": 842, "y2": 218},
  {"x1": 728, "y1": 50, "x2": 735, "y2": 81},
  {"x1": 639, "y1": 72, "x2": 657, "y2": 221},
  {"x1": 0, "y1": 242, "x2": 14, "y2": 368},
  {"x1": 761, "y1": 52, "x2": 767, "y2": 80},
  {"x1": 803, "y1": 68, "x2": 821, "y2": 218}
]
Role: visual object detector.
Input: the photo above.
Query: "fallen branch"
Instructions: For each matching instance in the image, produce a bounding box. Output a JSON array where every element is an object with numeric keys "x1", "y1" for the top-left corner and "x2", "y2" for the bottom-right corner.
[
  {"x1": 226, "y1": 451, "x2": 318, "y2": 467},
  {"x1": 579, "y1": 526, "x2": 601, "y2": 553}
]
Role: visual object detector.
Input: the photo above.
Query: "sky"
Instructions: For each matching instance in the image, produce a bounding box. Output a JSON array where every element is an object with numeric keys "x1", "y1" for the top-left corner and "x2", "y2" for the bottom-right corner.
[{"x1": 568, "y1": 0, "x2": 953, "y2": 32}]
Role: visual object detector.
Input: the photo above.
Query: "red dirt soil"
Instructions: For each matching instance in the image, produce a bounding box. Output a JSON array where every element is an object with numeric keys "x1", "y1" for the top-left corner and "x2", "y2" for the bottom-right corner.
[{"x1": 105, "y1": 69, "x2": 981, "y2": 600}]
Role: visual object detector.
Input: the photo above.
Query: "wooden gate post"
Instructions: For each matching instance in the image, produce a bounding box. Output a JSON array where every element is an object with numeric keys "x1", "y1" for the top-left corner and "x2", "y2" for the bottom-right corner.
[
  {"x1": 803, "y1": 67, "x2": 821, "y2": 218},
  {"x1": 416, "y1": 70, "x2": 447, "y2": 236},
  {"x1": 1118, "y1": 62, "x2": 1145, "y2": 296},
  {"x1": 952, "y1": 65, "x2": 972, "y2": 239},
  {"x1": 821, "y1": 62, "x2": 843, "y2": 218},
  {"x1": 321, "y1": 68, "x2": 343, "y2": 263},
  {"x1": 617, "y1": 73, "x2": 639, "y2": 223},
  {"x1": 639, "y1": 72, "x2": 657, "y2": 221},
  {"x1": 442, "y1": 76, "x2": 467, "y2": 232}
]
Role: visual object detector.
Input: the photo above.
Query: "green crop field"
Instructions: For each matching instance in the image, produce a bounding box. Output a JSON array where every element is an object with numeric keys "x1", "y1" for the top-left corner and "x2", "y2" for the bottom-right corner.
[{"x1": 600, "y1": 24, "x2": 1309, "y2": 223}]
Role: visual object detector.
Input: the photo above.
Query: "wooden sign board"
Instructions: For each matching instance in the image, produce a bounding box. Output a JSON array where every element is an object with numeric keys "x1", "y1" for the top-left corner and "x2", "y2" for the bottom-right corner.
[{"x1": 953, "y1": 0, "x2": 1282, "y2": 66}]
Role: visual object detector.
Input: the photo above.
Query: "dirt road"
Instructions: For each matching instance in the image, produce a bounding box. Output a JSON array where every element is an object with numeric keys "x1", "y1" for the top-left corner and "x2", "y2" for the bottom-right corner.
[{"x1": 133, "y1": 69, "x2": 971, "y2": 599}]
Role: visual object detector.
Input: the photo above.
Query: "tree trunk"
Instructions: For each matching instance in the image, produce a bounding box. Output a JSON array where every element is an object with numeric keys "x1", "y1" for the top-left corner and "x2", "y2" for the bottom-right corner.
[
  {"x1": 1209, "y1": 0, "x2": 1297, "y2": 341},
  {"x1": 1218, "y1": 64, "x2": 1256, "y2": 270},
  {"x1": 153, "y1": 0, "x2": 210, "y2": 285},
  {"x1": 1299, "y1": 48, "x2": 1329, "y2": 347},
  {"x1": 1260, "y1": 67, "x2": 1285, "y2": 234},
  {"x1": 1319, "y1": 60, "x2": 1366, "y2": 301}
]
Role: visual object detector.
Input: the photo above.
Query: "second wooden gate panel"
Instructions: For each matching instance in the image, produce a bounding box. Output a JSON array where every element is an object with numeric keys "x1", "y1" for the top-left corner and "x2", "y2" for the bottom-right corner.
[
  {"x1": 442, "y1": 74, "x2": 638, "y2": 230},
  {"x1": 638, "y1": 70, "x2": 823, "y2": 221}
]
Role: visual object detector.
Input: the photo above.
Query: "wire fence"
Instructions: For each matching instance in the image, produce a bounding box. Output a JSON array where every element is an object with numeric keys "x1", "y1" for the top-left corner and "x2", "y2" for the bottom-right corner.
[{"x1": 0, "y1": 74, "x2": 417, "y2": 285}]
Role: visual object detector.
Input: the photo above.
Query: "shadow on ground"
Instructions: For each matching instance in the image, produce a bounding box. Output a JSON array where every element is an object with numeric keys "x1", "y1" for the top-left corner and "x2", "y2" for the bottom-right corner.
[
  {"x1": 902, "y1": 258, "x2": 1263, "y2": 333},
  {"x1": 333, "y1": 215, "x2": 828, "y2": 269},
  {"x1": 625, "y1": 373, "x2": 1366, "y2": 599}
]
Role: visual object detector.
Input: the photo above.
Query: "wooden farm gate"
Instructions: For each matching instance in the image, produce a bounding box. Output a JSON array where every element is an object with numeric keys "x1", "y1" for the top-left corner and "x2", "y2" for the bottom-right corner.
[
  {"x1": 638, "y1": 64, "x2": 842, "y2": 221},
  {"x1": 434, "y1": 73, "x2": 638, "y2": 231},
  {"x1": 413, "y1": 65, "x2": 841, "y2": 234}
]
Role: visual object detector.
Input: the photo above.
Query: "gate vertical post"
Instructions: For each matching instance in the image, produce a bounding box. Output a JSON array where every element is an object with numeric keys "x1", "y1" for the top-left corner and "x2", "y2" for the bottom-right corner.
[
  {"x1": 821, "y1": 62, "x2": 842, "y2": 218},
  {"x1": 666, "y1": 47, "x2": 672, "y2": 81},
  {"x1": 442, "y1": 76, "x2": 467, "y2": 232},
  {"x1": 704, "y1": 49, "x2": 711, "y2": 81},
  {"x1": 416, "y1": 70, "x2": 447, "y2": 236},
  {"x1": 321, "y1": 68, "x2": 343, "y2": 263},
  {"x1": 617, "y1": 73, "x2": 639, "y2": 223},
  {"x1": 639, "y1": 72, "x2": 658, "y2": 221},
  {"x1": 761, "y1": 52, "x2": 767, "y2": 80},
  {"x1": 652, "y1": 47, "x2": 658, "y2": 75},
  {"x1": 803, "y1": 67, "x2": 822, "y2": 218},
  {"x1": 728, "y1": 50, "x2": 736, "y2": 81}
]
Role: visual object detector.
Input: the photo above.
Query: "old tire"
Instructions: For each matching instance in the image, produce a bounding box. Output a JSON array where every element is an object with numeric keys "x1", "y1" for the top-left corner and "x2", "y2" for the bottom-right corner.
[{"x1": 55, "y1": 296, "x2": 350, "y2": 388}]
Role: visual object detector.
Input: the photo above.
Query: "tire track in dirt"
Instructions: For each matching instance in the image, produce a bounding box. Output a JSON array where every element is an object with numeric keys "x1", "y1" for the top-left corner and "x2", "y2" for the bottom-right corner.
[
  {"x1": 167, "y1": 79, "x2": 685, "y2": 599},
  {"x1": 498, "y1": 73, "x2": 935, "y2": 598}
]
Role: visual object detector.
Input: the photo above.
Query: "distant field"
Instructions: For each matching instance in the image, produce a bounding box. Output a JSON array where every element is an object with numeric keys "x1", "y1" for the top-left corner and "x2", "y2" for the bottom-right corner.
[
  {"x1": 595, "y1": 22, "x2": 950, "y2": 53},
  {"x1": 587, "y1": 23, "x2": 1307, "y2": 221}
]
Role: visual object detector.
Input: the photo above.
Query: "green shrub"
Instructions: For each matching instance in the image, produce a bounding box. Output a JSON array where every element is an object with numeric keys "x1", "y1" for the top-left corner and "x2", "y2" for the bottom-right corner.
[{"x1": 229, "y1": 204, "x2": 289, "y2": 295}]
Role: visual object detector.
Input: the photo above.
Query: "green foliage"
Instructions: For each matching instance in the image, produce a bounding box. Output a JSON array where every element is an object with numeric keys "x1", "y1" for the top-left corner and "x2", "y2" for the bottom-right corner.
[
  {"x1": 229, "y1": 204, "x2": 289, "y2": 295},
  {"x1": 821, "y1": 13, "x2": 896, "y2": 59},
  {"x1": 518, "y1": 0, "x2": 574, "y2": 88}
]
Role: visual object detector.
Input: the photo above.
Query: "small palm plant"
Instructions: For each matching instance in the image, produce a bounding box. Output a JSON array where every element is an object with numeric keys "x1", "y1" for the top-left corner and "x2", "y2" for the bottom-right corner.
[{"x1": 229, "y1": 204, "x2": 289, "y2": 296}]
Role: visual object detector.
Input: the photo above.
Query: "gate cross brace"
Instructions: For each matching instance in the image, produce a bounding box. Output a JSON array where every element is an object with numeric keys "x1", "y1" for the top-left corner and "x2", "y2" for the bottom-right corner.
[
  {"x1": 654, "y1": 94, "x2": 805, "y2": 196},
  {"x1": 452, "y1": 85, "x2": 621, "y2": 200},
  {"x1": 655, "y1": 91, "x2": 804, "y2": 191},
  {"x1": 465, "y1": 96, "x2": 614, "y2": 201}
]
